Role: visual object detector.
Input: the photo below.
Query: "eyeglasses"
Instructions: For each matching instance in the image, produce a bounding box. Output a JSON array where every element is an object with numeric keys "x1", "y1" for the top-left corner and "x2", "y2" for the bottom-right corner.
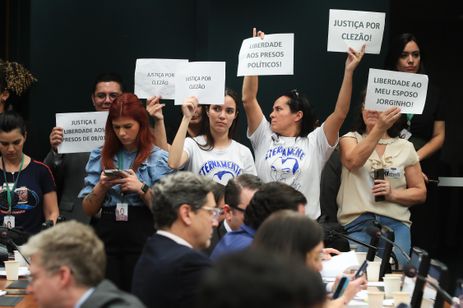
[
  {"x1": 94, "y1": 92, "x2": 120, "y2": 100},
  {"x1": 231, "y1": 205, "x2": 246, "y2": 213},
  {"x1": 201, "y1": 206, "x2": 222, "y2": 221}
]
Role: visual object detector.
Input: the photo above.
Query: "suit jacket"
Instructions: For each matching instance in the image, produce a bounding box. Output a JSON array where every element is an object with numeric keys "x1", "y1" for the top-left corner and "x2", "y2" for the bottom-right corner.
[
  {"x1": 203, "y1": 220, "x2": 228, "y2": 255},
  {"x1": 81, "y1": 279, "x2": 145, "y2": 308},
  {"x1": 43, "y1": 150, "x2": 90, "y2": 223},
  {"x1": 131, "y1": 233, "x2": 211, "y2": 308}
]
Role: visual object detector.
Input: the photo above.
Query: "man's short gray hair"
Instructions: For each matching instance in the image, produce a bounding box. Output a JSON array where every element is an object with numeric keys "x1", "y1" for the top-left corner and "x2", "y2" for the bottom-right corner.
[
  {"x1": 22, "y1": 221, "x2": 105, "y2": 287},
  {"x1": 151, "y1": 171, "x2": 215, "y2": 229}
]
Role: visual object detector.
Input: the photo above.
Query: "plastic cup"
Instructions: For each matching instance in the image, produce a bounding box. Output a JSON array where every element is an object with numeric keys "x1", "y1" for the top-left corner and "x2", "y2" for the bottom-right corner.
[
  {"x1": 4, "y1": 260, "x2": 20, "y2": 280},
  {"x1": 14, "y1": 250, "x2": 27, "y2": 267},
  {"x1": 392, "y1": 291, "x2": 411, "y2": 306},
  {"x1": 383, "y1": 276, "x2": 402, "y2": 298},
  {"x1": 367, "y1": 291, "x2": 384, "y2": 308},
  {"x1": 367, "y1": 261, "x2": 381, "y2": 282}
]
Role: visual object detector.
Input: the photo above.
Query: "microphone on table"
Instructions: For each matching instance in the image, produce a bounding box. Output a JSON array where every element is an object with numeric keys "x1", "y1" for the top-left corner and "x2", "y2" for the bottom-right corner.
[
  {"x1": 0, "y1": 230, "x2": 30, "y2": 265},
  {"x1": 328, "y1": 229, "x2": 377, "y2": 251},
  {"x1": 365, "y1": 225, "x2": 411, "y2": 262},
  {"x1": 403, "y1": 264, "x2": 456, "y2": 306}
]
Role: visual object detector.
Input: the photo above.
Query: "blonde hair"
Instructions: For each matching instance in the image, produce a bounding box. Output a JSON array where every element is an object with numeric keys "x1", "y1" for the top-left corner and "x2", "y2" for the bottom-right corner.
[
  {"x1": 22, "y1": 221, "x2": 106, "y2": 287},
  {"x1": 0, "y1": 59, "x2": 37, "y2": 96}
]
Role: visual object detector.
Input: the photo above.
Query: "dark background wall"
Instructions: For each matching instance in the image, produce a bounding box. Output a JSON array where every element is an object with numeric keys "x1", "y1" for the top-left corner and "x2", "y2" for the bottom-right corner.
[
  {"x1": 3, "y1": 0, "x2": 463, "y2": 291},
  {"x1": 6, "y1": 0, "x2": 389, "y2": 159}
]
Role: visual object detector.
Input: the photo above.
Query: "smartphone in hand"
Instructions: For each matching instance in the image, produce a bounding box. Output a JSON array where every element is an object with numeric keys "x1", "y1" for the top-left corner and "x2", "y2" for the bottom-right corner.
[
  {"x1": 354, "y1": 260, "x2": 368, "y2": 279},
  {"x1": 104, "y1": 169, "x2": 125, "y2": 178},
  {"x1": 333, "y1": 276, "x2": 350, "y2": 299}
]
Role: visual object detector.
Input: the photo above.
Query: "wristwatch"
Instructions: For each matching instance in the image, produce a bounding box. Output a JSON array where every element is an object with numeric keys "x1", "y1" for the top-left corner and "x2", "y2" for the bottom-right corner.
[{"x1": 141, "y1": 182, "x2": 150, "y2": 194}]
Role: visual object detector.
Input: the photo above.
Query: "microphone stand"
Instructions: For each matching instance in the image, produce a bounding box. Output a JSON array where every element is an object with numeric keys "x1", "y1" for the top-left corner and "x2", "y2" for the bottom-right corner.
[{"x1": 329, "y1": 229, "x2": 377, "y2": 251}]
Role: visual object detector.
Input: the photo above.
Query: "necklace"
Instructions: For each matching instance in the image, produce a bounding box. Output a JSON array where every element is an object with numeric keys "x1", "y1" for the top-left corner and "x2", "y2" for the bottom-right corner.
[{"x1": 377, "y1": 137, "x2": 398, "y2": 145}]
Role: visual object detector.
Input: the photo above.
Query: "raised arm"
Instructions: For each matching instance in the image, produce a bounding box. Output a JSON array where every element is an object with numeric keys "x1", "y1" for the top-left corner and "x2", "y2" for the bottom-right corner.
[
  {"x1": 323, "y1": 46, "x2": 365, "y2": 146},
  {"x1": 167, "y1": 97, "x2": 196, "y2": 169},
  {"x1": 340, "y1": 107, "x2": 401, "y2": 171},
  {"x1": 242, "y1": 28, "x2": 265, "y2": 135},
  {"x1": 146, "y1": 96, "x2": 170, "y2": 151}
]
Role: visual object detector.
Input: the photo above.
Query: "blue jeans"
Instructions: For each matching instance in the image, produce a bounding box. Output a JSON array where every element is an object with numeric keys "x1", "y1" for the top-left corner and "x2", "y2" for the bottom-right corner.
[{"x1": 344, "y1": 213, "x2": 411, "y2": 268}]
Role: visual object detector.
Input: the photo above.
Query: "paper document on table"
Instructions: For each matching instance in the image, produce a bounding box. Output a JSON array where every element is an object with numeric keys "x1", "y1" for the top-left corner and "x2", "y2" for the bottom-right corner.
[{"x1": 321, "y1": 250, "x2": 359, "y2": 278}]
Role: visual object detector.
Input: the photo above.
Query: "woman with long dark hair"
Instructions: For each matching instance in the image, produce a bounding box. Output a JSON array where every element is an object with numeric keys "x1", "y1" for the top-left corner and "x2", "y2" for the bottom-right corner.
[
  {"x1": 168, "y1": 89, "x2": 256, "y2": 185},
  {"x1": 79, "y1": 93, "x2": 173, "y2": 291}
]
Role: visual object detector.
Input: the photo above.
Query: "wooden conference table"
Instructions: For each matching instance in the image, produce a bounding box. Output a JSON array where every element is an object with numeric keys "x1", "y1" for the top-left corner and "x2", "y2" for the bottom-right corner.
[{"x1": 0, "y1": 279, "x2": 36, "y2": 308}]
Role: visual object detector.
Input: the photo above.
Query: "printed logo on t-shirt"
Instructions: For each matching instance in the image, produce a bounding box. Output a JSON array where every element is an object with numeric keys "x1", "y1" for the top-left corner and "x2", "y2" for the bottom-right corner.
[
  {"x1": 265, "y1": 145, "x2": 306, "y2": 190},
  {"x1": 198, "y1": 160, "x2": 242, "y2": 185},
  {"x1": 0, "y1": 183, "x2": 39, "y2": 214}
]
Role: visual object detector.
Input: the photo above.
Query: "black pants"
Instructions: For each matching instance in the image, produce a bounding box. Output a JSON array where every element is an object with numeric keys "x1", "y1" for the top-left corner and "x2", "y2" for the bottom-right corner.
[{"x1": 93, "y1": 206, "x2": 154, "y2": 292}]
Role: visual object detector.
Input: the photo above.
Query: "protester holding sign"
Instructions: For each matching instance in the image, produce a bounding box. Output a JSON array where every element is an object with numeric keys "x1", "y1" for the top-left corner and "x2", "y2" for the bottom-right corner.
[
  {"x1": 336, "y1": 101, "x2": 426, "y2": 267},
  {"x1": 44, "y1": 73, "x2": 124, "y2": 224},
  {"x1": 242, "y1": 28, "x2": 364, "y2": 219},
  {"x1": 0, "y1": 111, "x2": 59, "y2": 234},
  {"x1": 384, "y1": 33, "x2": 446, "y2": 254},
  {"x1": 79, "y1": 93, "x2": 173, "y2": 292},
  {"x1": 168, "y1": 89, "x2": 257, "y2": 185}
]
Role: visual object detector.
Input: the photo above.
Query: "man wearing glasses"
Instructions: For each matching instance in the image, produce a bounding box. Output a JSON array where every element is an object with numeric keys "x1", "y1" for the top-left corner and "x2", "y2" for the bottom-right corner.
[
  {"x1": 43, "y1": 73, "x2": 123, "y2": 223},
  {"x1": 132, "y1": 172, "x2": 219, "y2": 308}
]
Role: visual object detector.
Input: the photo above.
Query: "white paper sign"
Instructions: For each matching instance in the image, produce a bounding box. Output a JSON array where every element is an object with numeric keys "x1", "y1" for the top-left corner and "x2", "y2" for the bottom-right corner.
[
  {"x1": 327, "y1": 9, "x2": 385, "y2": 54},
  {"x1": 365, "y1": 69, "x2": 429, "y2": 114},
  {"x1": 134, "y1": 58, "x2": 188, "y2": 99},
  {"x1": 174, "y1": 61, "x2": 226, "y2": 105},
  {"x1": 237, "y1": 33, "x2": 294, "y2": 76},
  {"x1": 56, "y1": 111, "x2": 108, "y2": 154}
]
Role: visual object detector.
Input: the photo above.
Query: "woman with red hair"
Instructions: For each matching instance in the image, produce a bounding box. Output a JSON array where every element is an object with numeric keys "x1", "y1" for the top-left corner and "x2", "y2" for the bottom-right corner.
[{"x1": 79, "y1": 93, "x2": 173, "y2": 291}]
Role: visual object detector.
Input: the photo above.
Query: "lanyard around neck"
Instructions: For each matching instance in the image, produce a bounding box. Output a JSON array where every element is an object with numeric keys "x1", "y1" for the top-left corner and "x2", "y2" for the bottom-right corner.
[{"x1": 2, "y1": 153, "x2": 25, "y2": 213}]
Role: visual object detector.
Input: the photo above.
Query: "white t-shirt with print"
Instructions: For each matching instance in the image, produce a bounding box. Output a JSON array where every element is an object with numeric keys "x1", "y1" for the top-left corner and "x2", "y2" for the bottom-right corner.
[
  {"x1": 183, "y1": 135, "x2": 257, "y2": 185},
  {"x1": 248, "y1": 116, "x2": 336, "y2": 219}
]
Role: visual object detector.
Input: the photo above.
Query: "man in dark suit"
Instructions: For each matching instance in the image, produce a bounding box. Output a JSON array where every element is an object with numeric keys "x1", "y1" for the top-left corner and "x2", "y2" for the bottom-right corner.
[
  {"x1": 131, "y1": 172, "x2": 219, "y2": 308},
  {"x1": 22, "y1": 220, "x2": 145, "y2": 308},
  {"x1": 207, "y1": 174, "x2": 262, "y2": 254}
]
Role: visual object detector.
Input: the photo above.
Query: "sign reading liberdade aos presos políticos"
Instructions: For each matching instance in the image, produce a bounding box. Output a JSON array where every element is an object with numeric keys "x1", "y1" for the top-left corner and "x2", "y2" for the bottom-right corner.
[
  {"x1": 365, "y1": 69, "x2": 429, "y2": 114},
  {"x1": 327, "y1": 9, "x2": 385, "y2": 54},
  {"x1": 134, "y1": 58, "x2": 188, "y2": 100},
  {"x1": 174, "y1": 61, "x2": 226, "y2": 105},
  {"x1": 56, "y1": 111, "x2": 109, "y2": 154},
  {"x1": 237, "y1": 33, "x2": 294, "y2": 76}
]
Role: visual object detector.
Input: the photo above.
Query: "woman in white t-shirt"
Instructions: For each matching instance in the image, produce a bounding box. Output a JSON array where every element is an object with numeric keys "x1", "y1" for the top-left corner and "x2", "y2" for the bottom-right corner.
[
  {"x1": 168, "y1": 89, "x2": 257, "y2": 185},
  {"x1": 241, "y1": 28, "x2": 364, "y2": 219}
]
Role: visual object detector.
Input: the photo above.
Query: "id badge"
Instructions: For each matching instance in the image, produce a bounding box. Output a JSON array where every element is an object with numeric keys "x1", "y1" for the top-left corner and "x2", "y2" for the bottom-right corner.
[
  {"x1": 116, "y1": 203, "x2": 128, "y2": 221},
  {"x1": 400, "y1": 128, "x2": 412, "y2": 140},
  {"x1": 3, "y1": 215, "x2": 15, "y2": 229}
]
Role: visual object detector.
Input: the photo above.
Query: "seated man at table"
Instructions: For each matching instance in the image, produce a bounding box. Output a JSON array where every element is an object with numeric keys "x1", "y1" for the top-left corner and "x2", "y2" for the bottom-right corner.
[
  {"x1": 210, "y1": 182, "x2": 306, "y2": 261},
  {"x1": 131, "y1": 172, "x2": 218, "y2": 308},
  {"x1": 22, "y1": 220, "x2": 145, "y2": 308}
]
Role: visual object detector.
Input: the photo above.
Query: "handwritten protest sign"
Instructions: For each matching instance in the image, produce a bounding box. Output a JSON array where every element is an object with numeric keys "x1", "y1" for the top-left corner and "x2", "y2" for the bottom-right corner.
[
  {"x1": 56, "y1": 111, "x2": 108, "y2": 154},
  {"x1": 237, "y1": 33, "x2": 294, "y2": 76},
  {"x1": 174, "y1": 61, "x2": 225, "y2": 105},
  {"x1": 134, "y1": 58, "x2": 188, "y2": 99},
  {"x1": 365, "y1": 69, "x2": 429, "y2": 114},
  {"x1": 327, "y1": 9, "x2": 385, "y2": 54}
]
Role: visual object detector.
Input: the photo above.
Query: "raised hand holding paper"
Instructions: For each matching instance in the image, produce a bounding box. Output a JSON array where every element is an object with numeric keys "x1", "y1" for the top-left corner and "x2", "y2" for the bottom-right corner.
[
  {"x1": 237, "y1": 33, "x2": 294, "y2": 76},
  {"x1": 174, "y1": 62, "x2": 225, "y2": 105},
  {"x1": 134, "y1": 58, "x2": 188, "y2": 99},
  {"x1": 56, "y1": 111, "x2": 108, "y2": 154},
  {"x1": 365, "y1": 68, "x2": 428, "y2": 114},
  {"x1": 328, "y1": 9, "x2": 385, "y2": 54}
]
